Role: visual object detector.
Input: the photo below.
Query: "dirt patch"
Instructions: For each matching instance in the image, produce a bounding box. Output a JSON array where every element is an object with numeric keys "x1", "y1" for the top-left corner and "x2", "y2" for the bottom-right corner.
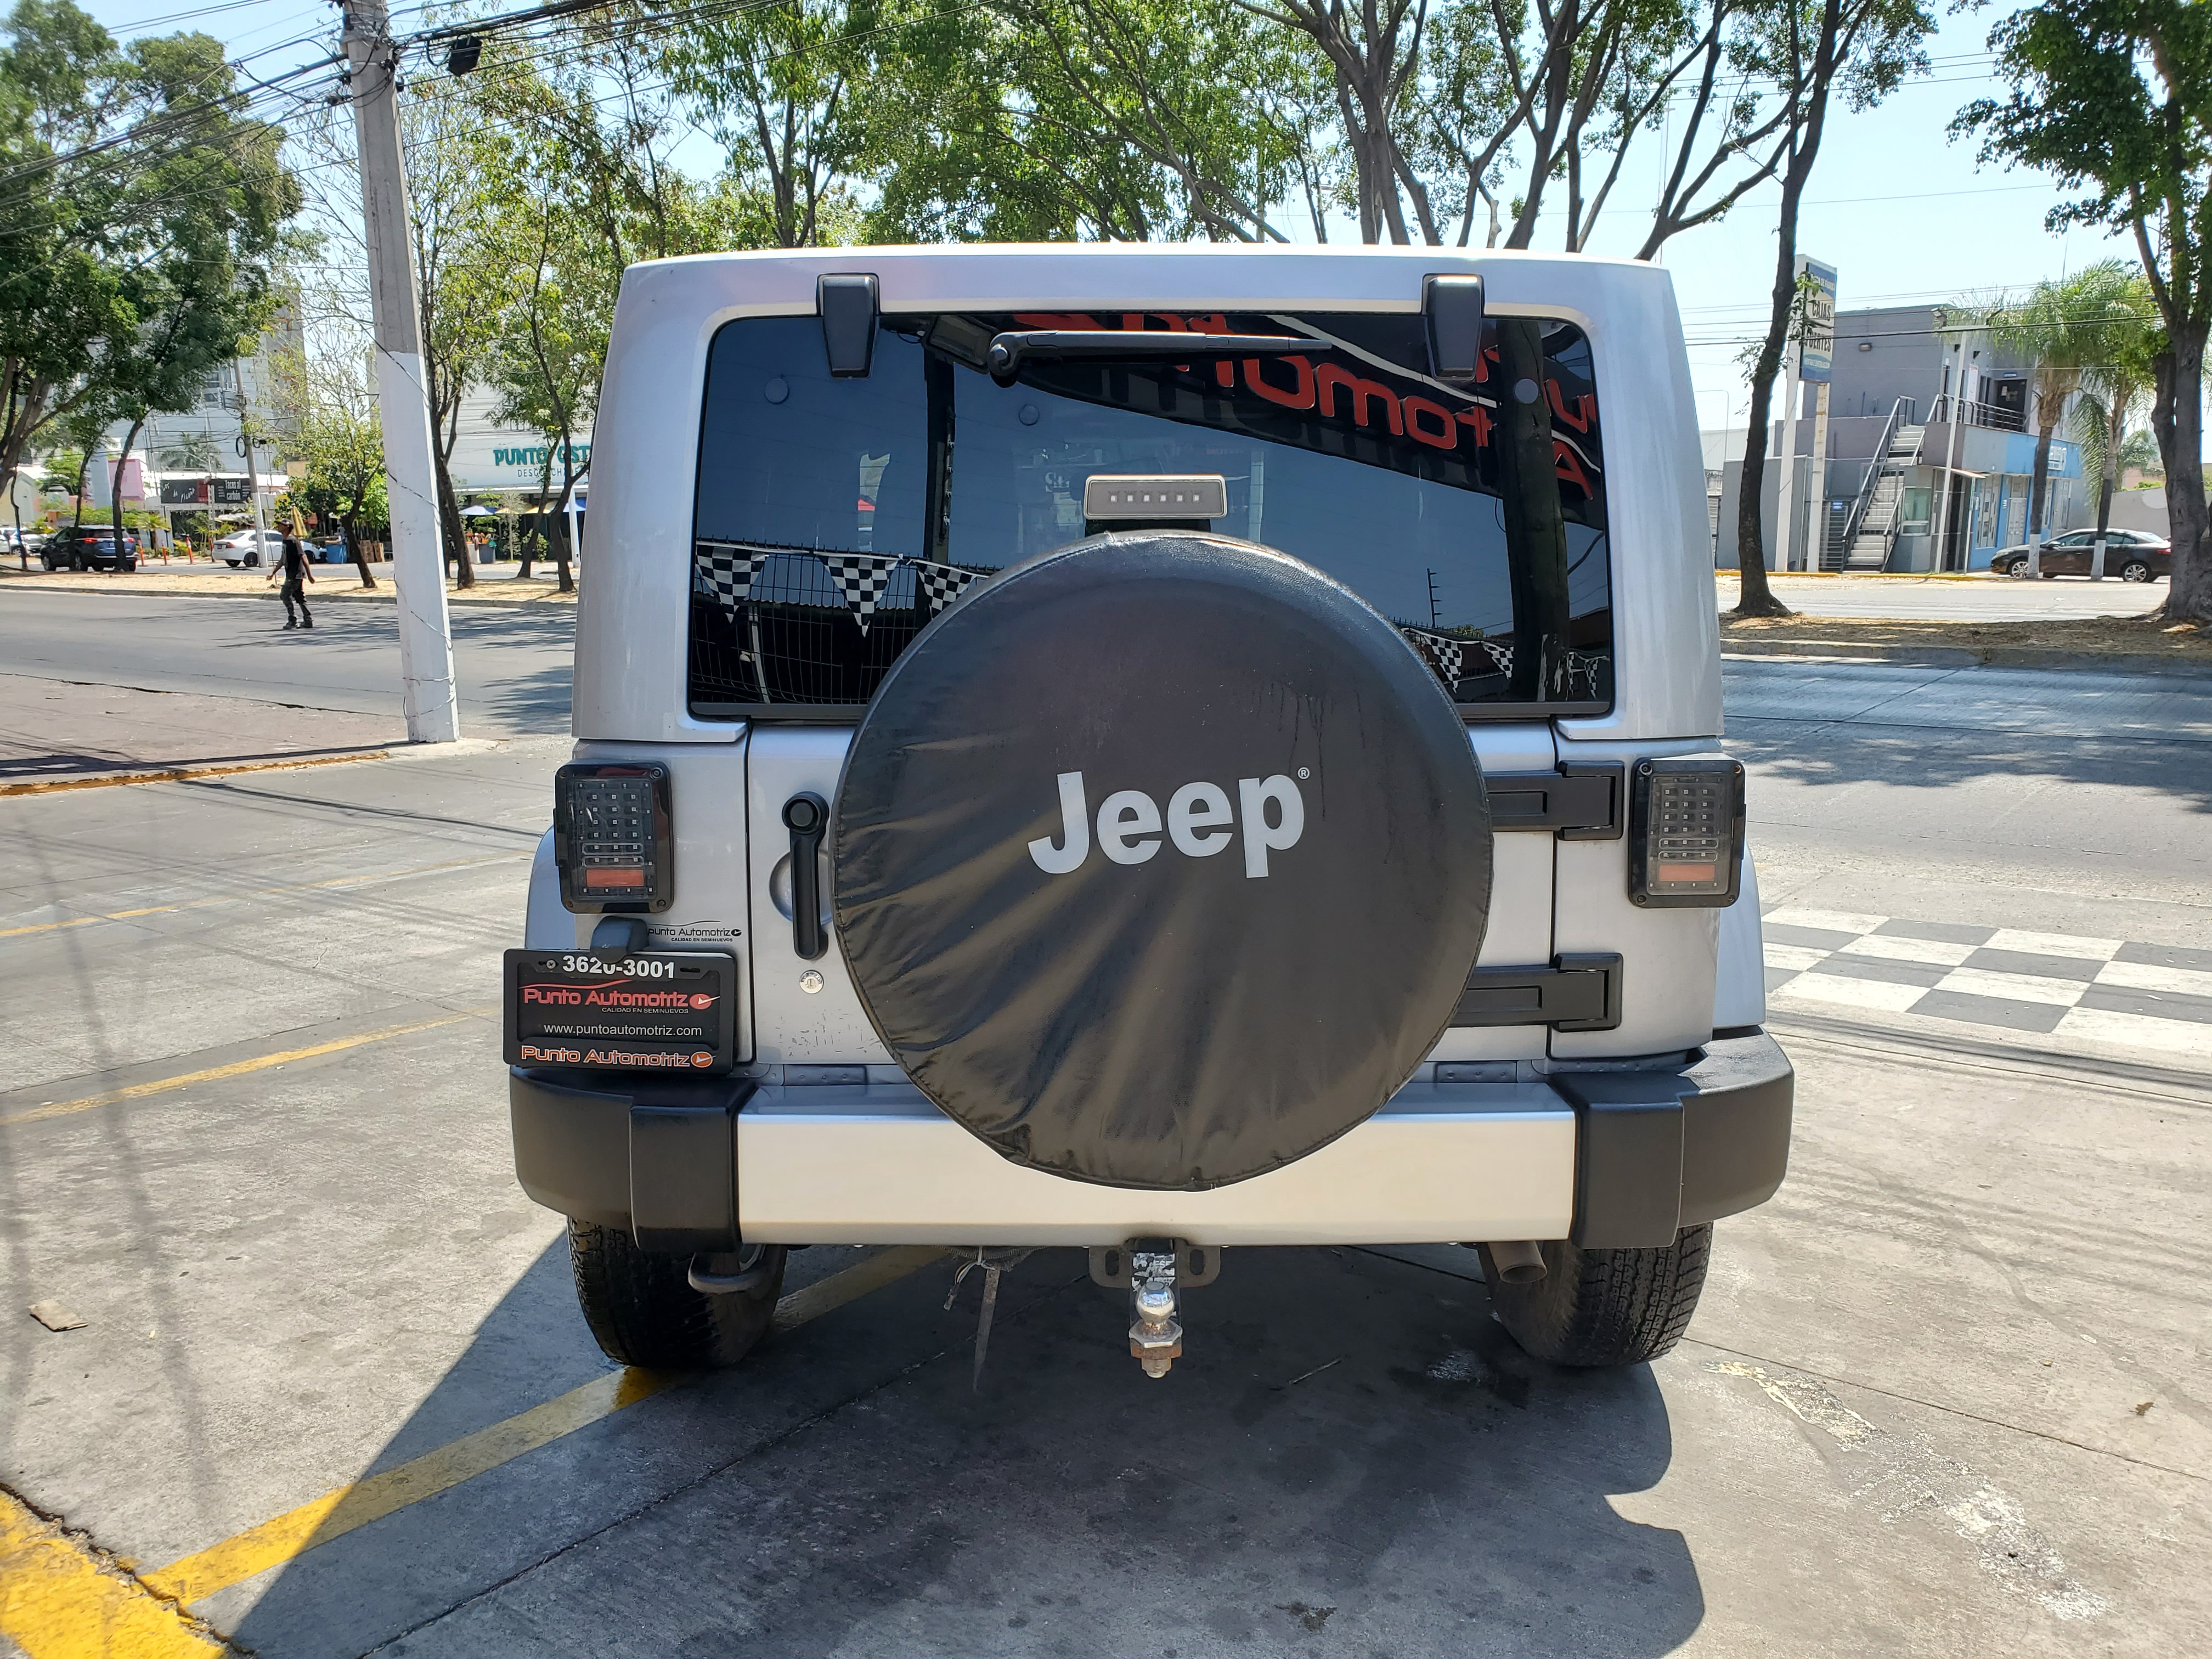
[{"x1": 1717, "y1": 610, "x2": 2210, "y2": 664}]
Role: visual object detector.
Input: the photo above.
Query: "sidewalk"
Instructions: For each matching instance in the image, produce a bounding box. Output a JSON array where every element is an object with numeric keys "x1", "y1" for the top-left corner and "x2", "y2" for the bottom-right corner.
[
  {"x1": 0, "y1": 673, "x2": 405, "y2": 794},
  {"x1": 0, "y1": 563, "x2": 576, "y2": 607}
]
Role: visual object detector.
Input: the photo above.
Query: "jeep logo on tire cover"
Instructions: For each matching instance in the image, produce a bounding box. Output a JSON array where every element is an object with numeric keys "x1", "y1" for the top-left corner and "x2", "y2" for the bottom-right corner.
[
  {"x1": 831, "y1": 531, "x2": 1493, "y2": 1192},
  {"x1": 1028, "y1": 770, "x2": 1305, "y2": 877}
]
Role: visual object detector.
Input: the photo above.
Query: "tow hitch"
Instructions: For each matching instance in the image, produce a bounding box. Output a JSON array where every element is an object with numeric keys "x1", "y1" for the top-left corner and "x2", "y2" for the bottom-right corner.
[{"x1": 1090, "y1": 1240, "x2": 1221, "y2": 1380}]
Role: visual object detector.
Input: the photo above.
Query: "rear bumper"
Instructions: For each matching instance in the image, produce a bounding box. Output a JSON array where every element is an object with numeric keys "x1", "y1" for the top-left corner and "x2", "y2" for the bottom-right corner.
[{"x1": 510, "y1": 1032, "x2": 1791, "y2": 1252}]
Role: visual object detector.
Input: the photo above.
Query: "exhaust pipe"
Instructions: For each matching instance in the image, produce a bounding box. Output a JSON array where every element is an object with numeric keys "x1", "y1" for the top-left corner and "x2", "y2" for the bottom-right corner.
[{"x1": 1483, "y1": 1240, "x2": 1548, "y2": 1285}]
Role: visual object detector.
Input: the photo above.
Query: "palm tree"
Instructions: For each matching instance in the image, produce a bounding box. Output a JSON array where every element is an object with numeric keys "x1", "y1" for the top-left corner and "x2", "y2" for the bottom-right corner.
[
  {"x1": 1983, "y1": 262, "x2": 2149, "y2": 575},
  {"x1": 2063, "y1": 268, "x2": 2160, "y2": 578}
]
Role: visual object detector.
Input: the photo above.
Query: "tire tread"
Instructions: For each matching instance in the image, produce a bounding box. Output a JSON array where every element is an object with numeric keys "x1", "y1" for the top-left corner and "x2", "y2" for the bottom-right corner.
[
  {"x1": 567, "y1": 1220, "x2": 785, "y2": 1369},
  {"x1": 1485, "y1": 1224, "x2": 1712, "y2": 1368}
]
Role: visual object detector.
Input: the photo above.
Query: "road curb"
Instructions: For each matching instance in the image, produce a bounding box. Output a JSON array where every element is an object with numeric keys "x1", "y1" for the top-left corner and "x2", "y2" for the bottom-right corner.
[
  {"x1": 0, "y1": 748, "x2": 396, "y2": 798},
  {"x1": 1720, "y1": 636, "x2": 2212, "y2": 680}
]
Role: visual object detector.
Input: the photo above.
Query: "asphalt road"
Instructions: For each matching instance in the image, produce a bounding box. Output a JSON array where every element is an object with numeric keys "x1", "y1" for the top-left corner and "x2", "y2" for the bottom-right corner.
[
  {"x1": 2, "y1": 659, "x2": 2208, "y2": 1657},
  {"x1": 1719, "y1": 571, "x2": 2170, "y2": 622},
  {"x1": 0, "y1": 591, "x2": 574, "y2": 736}
]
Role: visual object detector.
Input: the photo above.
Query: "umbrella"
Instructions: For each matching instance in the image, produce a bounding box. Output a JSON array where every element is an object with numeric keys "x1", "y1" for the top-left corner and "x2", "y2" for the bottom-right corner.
[{"x1": 459, "y1": 504, "x2": 499, "y2": 517}]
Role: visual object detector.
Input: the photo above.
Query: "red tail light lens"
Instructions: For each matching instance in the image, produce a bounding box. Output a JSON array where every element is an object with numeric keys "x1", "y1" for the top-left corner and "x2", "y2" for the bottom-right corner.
[{"x1": 554, "y1": 763, "x2": 674, "y2": 913}]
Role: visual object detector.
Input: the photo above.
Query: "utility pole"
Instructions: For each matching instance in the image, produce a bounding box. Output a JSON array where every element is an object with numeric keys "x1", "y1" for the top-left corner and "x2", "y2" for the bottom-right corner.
[
  {"x1": 232, "y1": 357, "x2": 270, "y2": 555},
  {"x1": 1774, "y1": 356, "x2": 1802, "y2": 572},
  {"x1": 343, "y1": 0, "x2": 459, "y2": 743}
]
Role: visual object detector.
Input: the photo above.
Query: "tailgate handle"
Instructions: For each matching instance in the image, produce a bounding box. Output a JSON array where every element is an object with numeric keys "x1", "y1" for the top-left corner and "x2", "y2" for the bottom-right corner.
[{"x1": 781, "y1": 793, "x2": 828, "y2": 961}]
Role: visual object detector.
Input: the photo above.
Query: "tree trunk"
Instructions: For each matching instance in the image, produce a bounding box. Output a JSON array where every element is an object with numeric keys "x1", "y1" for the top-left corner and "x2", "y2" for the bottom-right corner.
[
  {"x1": 342, "y1": 515, "x2": 376, "y2": 589},
  {"x1": 2090, "y1": 400, "x2": 2121, "y2": 580},
  {"x1": 110, "y1": 415, "x2": 145, "y2": 563},
  {"x1": 2024, "y1": 420, "x2": 2054, "y2": 576},
  {"x1": 432, "y1": 439, "x2": 474, "y2": 589},
  {"x1": 2159, "y1": 321, "x2": 2210, "y2": 622}
]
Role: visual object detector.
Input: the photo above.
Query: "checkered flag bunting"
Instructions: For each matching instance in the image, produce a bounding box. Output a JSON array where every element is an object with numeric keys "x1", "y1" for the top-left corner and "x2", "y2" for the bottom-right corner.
[
  {"x1": 1480, "y1": 639, "x2": 1514, "y2": 676},
  {"x1": 819, "y1": 552, "x2": 904, "y2": 633},
  {"x1": 912, "y1": 561, "x2": 984, "y2": 614},
  {"x1": 696, "y1": 542, "x2": 772, "y2": 619},
  {"x1": 1400, "y1": 627, "x2": 1465, "y2": 687}
]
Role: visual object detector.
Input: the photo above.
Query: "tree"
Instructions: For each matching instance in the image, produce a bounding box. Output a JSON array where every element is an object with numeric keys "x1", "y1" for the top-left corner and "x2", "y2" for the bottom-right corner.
[
  {"x1": 1731, "y1": 0, "x2": 1931, "y2": 616},
  {"x1": 1957, "y1": 0, "x2": 2212, "y2": 623},
  {"x1": 160, "y1": 430, "x2": 217, "y2": 470},
  {"x1": 0, "y1": 4, "x2": 296, "y2": 517},
  {"x1": 270, "y1": 334, "x2": 385, "y2": 589},
  {"x1": 1980, "y1": 259, "x2": 2151, "y2": 575}
]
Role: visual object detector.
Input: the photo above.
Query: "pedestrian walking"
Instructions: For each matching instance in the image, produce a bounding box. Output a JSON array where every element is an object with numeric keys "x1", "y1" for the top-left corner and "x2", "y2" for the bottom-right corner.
[{"x1": 267, "y1": 533, "x2": 315, "y2": 629}]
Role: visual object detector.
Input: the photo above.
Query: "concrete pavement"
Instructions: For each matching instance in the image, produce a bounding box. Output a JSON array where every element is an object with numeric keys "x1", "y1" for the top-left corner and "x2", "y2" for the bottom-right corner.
[{"x1": 1, "y1": 661, "x2": 2208, "y2": 1657}]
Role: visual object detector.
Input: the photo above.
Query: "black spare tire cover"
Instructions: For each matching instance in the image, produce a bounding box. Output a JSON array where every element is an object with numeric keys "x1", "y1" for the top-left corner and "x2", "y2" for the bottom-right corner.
[{"x1": 832, "y1": 532, "x2": 1492, "y2": 1190}]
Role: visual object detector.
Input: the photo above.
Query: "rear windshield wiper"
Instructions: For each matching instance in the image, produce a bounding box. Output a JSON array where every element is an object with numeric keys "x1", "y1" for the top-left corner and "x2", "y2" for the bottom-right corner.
[{"x1": 986, "y1": 330, "x2": 1326, "y2": 386}]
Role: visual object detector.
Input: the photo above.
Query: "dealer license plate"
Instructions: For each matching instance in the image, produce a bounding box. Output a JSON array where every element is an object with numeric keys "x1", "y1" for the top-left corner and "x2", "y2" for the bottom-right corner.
[{"x1": 503, "y1": 949, "x2": 736, "y2": 1074}]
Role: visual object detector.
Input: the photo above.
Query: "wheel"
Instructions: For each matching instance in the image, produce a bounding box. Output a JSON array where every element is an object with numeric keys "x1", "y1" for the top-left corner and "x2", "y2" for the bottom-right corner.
[
  {"x1": 2039, "y1": 569, "x2": 2057, "y2": 579},
  {"x1": 2005, "y1": 557, "x2": 2032, "y2": 579},
  {"x1": 1481, "y1": 1224, "x2": 1712, "y2": 1367},
  {"x1": 2120, "y1": 560, "x2": 2152, "y2": 583},
  {"x1": 243, "y1": 551, "x2": 261, "y2": 569},
  {"x1": 567, "y1": 1219, "x2": 786, "y2": 1368}
]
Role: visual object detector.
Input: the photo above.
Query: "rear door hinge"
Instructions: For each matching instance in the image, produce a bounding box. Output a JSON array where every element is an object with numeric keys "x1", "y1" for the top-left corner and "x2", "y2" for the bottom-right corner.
[
  {"x1": 1452, "y1": 953, "x2": 1622, "y2": 1032},
  {"x1": 1486, "y1": 763, "x2": 1623, "y2": 839}
]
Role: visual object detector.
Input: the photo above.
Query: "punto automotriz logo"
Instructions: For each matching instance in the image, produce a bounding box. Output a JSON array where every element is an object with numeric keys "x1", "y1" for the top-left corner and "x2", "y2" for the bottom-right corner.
[{"x1": 1027, "y1": 770, "x2": 1306, "y2": 878}]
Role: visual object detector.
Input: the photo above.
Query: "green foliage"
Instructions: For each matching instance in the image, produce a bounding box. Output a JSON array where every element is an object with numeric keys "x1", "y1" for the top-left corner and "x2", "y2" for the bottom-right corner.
[
  {"x1": 1958, "y1": 0, "x2": 2212, "y2": 617},
  {"x1": 0, "y1": 2, "x2": 297, "y2": 502}
]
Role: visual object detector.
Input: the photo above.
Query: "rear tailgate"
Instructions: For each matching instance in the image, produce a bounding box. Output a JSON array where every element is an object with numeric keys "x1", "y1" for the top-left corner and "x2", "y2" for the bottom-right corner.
[{"x1": 746, "y1": 723, "x2": 1559, "y2": 1068}]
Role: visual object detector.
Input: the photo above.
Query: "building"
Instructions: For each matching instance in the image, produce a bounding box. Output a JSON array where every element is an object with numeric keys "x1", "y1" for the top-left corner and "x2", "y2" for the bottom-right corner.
[{"x1": 1712, "y1": 304, "x2": 2090, "y2": 572}]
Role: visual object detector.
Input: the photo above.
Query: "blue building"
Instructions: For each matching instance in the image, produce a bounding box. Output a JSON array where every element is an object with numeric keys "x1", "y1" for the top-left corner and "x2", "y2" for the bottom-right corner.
[{"x1": 1712, "y1": 303, "x2": 2085, "y2": 572}]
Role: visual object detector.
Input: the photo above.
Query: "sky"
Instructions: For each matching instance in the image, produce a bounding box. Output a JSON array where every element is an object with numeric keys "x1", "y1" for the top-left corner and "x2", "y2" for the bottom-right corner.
[{"x1": 81, "y1": 0, "x2": 2110, "y2": 438}]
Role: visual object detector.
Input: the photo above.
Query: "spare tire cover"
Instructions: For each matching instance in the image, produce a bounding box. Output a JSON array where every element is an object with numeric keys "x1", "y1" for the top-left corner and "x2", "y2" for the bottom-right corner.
[{"x1": 832, "y1": 532, "x2": 1492, "y2": 1190}]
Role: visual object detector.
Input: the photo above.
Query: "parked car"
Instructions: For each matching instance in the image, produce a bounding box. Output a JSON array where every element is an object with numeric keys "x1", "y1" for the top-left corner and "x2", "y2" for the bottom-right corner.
[
  {"x1": 503, "y1": 247, "x2": 1792, "y2": 1381},
  {"x1": 215, "y1": 528, "x2": 286, "y2": 568},
  {"x1": 41, "y1": 525, "x2": 139, "y2": 571},
  {"x1": 1991, "y1": 528, "x2": 2170, "y2": 582}
]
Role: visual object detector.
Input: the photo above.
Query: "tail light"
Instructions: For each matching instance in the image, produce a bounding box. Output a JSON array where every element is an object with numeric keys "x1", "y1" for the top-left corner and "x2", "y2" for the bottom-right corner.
[
  {"x1": 1628, "y1": 758, "x2": 1744, "y2": 907},
  {"x1": 554, "y1": 762, "x2": 674, "y2": 912}
]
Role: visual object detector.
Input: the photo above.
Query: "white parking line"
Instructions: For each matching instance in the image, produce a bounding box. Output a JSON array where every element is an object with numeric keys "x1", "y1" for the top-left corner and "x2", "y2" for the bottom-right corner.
[
  {"x1": 1765, "y1": 907, "x2": 1891, "y2": 936},
  {"x1": 1933, "y1": 967, "x2": 2092, "y2": 1007},
  {"x1": 2096, "y1": 958, "x2": 2212, "y2": 999},
  {"x1": 1773, "y1": 974, "x2": 1925, "y2": 1013},
  {"x1": 1835, "y1": 935, "x2": 1978, "y2": 968},
  {"x1": 1984, "y1": 928, "x2": 2122, "y2": 961},
  {"x1": 2055, "y1": 1006, "x2": 2212, "y2": 1057}
]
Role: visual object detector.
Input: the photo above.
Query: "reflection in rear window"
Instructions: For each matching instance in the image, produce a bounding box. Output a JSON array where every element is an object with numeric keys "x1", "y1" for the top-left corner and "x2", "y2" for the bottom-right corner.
[{"x1": 690, "y1": 311, "x2": 1610, "y2": 713}]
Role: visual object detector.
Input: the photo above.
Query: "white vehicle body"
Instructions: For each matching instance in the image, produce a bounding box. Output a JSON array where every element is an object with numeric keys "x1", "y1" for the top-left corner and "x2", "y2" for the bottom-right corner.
[{"x1": 511, "y1": 246, "x2": 1786, "y2": 1265}]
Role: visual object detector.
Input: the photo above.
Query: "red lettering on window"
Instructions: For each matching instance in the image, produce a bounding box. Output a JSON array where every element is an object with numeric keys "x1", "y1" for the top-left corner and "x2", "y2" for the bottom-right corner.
[
  {"x1": 1316, "y1": 364, "x2": 1403, "y2": 435},
  {"x1": 1402, "y1": 396, "x2": 1459, "y2": 450},
  {"x1": 1546, "y1": 379, "x2": 1596, "y2": 433},
  {"x1": 1554, "y1": 439, "x2": 1592, "y2": 496},
  {"x1": 1014, "y1": 313, "x2": 1103, "y2": 330},
  {"x1": 1457, "y1": 405, "x2": 1494, "y2": 447},
  {"x1": 1244, "y1": 354, "x2": 1316, "y2": 409}
]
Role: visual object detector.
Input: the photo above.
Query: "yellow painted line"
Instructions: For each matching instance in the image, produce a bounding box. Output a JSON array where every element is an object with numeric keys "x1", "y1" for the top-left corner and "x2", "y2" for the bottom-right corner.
[
  {"x1": 0, "y1": 749, "x2": 391, "y2": 799},
  {"x1": 0, "y1": 854, "x2": 526, "y2": 940},
  {"x1": 0, "y1": 1489, "x2": 224, "y2": 1658},
  {"x1": 146, "y1": 1246, "x2": 950, "y2": 1606},
  {"x1": 0, "y1": 1012, "x2": 485, "y2": 1128}
]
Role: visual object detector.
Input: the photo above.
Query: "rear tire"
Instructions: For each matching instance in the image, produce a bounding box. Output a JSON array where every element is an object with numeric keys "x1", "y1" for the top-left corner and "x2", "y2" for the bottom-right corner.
[
  {"x1": 567, "y1": 1220, "x2": 787, "y2": 1369},
  {"x1": 1481, "y1": 1224, "x2": 1712, "y2": 1368},
  {"x1": 2120, "y1": 560, "x2": 2152, "y2": 583}
]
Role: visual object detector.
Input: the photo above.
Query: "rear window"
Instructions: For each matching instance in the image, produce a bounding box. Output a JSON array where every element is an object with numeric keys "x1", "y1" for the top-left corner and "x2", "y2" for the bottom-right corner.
[{"x1": 689, "y1": 310, "x2": 1610, "y2": 717}]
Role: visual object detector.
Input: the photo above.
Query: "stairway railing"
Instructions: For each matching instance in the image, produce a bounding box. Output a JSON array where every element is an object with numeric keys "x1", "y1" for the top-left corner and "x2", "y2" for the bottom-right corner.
[{"x1": 1835, "y1": 397, "x2": 1916, "y2": 560}]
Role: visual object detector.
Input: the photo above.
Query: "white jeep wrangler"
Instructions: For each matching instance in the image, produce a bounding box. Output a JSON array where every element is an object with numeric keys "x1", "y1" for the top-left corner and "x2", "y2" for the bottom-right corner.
[{"x1": 505, "y1": 245, "x2": 1790, "y2": 1379}]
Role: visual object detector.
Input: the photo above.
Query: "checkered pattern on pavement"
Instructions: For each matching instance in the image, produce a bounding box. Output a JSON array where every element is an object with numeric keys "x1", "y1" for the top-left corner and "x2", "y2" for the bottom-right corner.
[{"x1": 1763, "y1": 909, "x2": 2212, "y2": 1057}]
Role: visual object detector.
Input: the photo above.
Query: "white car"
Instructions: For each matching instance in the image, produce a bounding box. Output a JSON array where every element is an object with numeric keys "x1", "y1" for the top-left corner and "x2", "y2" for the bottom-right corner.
[
  {"x1": 216, "y1": 528, "x2": 285, "y2": 567},
  {"x1": 504, "y1": 246, "x2": 1792, "y2": 1380}
]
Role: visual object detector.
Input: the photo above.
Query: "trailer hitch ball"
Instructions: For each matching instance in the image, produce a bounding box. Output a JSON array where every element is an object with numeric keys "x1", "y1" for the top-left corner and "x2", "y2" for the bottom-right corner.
[{"x1": 1127, "y1": 1252, "x2": 1184, "y2": 1379}]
